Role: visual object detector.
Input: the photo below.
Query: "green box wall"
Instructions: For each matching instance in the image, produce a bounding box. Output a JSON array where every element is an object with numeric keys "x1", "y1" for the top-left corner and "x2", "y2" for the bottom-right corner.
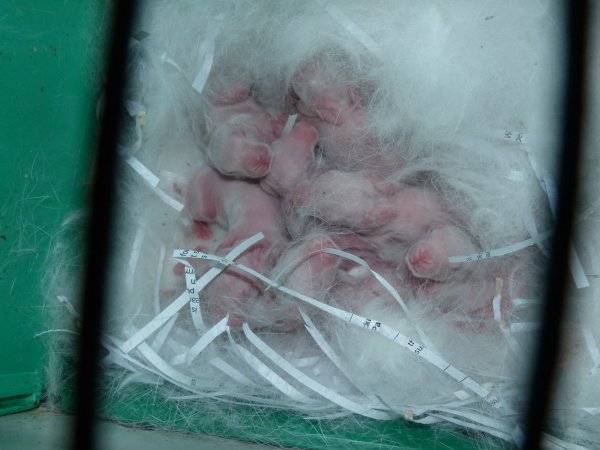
[{"x1": 0, "y1": 1, "x2": 107, "y2": 415}]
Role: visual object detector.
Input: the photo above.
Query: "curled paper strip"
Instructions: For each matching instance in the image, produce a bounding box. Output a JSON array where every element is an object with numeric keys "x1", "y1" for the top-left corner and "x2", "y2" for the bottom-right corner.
[
  {"x1": 448, "y1": 230, "x2": 552, "y2": 264},
  {"x1": 321, "y1": 247, "x2": 439, "y2": 354},
  {"x1": 210, "y1": 357, "x2": 258, "y2": 387},
  {"x1": 126, "y1": 226, "x2": 146, "y2": 289},
  {"x1": 54, "y1": 225, "x2": 587, "y2": 446},
  {"x1": 242, "y1": 323, "x2": 394, "y2": 420},
  {"x1": 300, "y1": 310, "x2": 390, "y2": 409},
  {"x1": 192, "y1": 37, "x2": 215, "y2": 95},
  {"x1": 124, "y1": 155, "x2": 160, "y2": 187},
  {"x1": 119, "y1": 233, "x2": 264, "y2": 354},
  {"x1": 488, "y1": 128, "x2": 589, "y2": 289},
  {"x1": 173, "y1": 233, "x2": 502, "y2": 409},
  {"x1": 229, "y1": 335, "x2": 316, "y2": 404},
  {"x1": 173, "y1": 258, "x2": 206, "y2": 333},
  {"x1": 185, "y1": 315, "x2": 229, "y2": 366},
  {"x1": 122, "y1": 153, "x2": 184, "y2": 211}
]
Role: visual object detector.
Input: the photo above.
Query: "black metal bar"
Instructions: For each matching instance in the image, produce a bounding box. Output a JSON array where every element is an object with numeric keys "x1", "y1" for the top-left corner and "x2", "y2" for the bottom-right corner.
[
  {"x1": 522, "y1": 1, "x2": 589, "y2": 448},
  {"x1": 72, "y1": 2, "x2": 137, "y2": 450}
]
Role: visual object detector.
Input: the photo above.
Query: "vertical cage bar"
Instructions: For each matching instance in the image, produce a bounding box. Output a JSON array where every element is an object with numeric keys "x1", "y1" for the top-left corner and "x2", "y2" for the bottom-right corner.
[
  {"x1": 71, "y1": 2, "x2": 137, "y2": 450},
  {"x1": 523, "y1": 1, "x2": 589, "y2": 448}
]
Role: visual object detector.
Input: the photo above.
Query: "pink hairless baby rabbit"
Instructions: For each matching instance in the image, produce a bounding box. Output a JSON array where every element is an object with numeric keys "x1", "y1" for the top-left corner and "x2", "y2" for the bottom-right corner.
[
  {"x1": 185, "y1": 166, "x2": 290, "y2": 327},
  {"x1": 205, "y1": 86, "x2": 287, "y2": 179},
  {"x1": 290, "y1": 55, "x2": 396, "y2": 172}
]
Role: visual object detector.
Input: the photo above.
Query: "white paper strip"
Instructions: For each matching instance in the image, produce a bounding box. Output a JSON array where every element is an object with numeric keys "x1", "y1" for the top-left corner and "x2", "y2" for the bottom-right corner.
[
  {"x1": 301, "y1": 310, "x2": 390, "y2": 410},
  {"x1": 435, "y1": 407, "x2": 512, "y2": 435},
  {"x1": 173, "y1": 258, "x2": 206, "y2": 333},
  {"x1": 493, "y1": 286, "x2": 526, "y2": 364},
  {"x1": 125, "y1": 226, "x2": 145, "y2": 290},
  {"x1": 280, "y1": 114, "x2": 297, "y2": 137},
  {"x1": 177, "y1": 237, "x2": 502, "y2": 408},
  {"x1": 448, "y1": 230, "x2": 553, "y2": 263},
  {"x1": 151, "y1": 313, "x2": 178, "y2": 352},
  {"x1": 137, "y1": 342, "x2": 205, "y2": 391},
  {"x1": 122, "y1": 152, "x2": 184, "y2": 211},
  {"x1": 119, "y1": 234, "x2": 264, "y2": 354},
  {"x1": 192, "y1": 41, "x2": 215, "y2": 95},
  {"x1": 154, "y1": 188, "x2": 184, "y2": 212},
  {"x1": 160, "y1": 53, "x2": 185, "y2": 72},
  {"x1": 243, "y1": 323, "x2": 394, "y2": 420},
  {"x1": 301, "y1": 311, "x2": 353, "y2": 376},
  {"x1": 185, "y1": 315, "x2": 229, "y2": 365},
  {"x1": 210, "y1": 357, "x2": 258, "y2": 387},
  {"x1": 101, "y1": 335, "x2": 161, "y2": 377},
  {"x1": 321, "y1": 247, "x2": 439, "y2": 354},
  {"x1": 231, "y1": 338, "x2": 315, "y2": 404},
  {"x1": 124, "y1": 155, "x2": 160, "y2": 187},
  {"x1": 191, "y1": 16, "x2": 223, "y2": 95}
]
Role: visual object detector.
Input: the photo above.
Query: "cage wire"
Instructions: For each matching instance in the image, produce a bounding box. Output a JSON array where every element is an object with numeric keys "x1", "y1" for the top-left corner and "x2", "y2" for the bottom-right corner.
[{"x1": 42, "y1": 1, "x2": 600, "y2": 449}]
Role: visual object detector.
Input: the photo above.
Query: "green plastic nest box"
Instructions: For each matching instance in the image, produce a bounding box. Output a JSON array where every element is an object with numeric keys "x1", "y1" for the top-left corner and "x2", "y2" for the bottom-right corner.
[{"x1": 0, "y1": 2, "x2": 514, "y2": 449}]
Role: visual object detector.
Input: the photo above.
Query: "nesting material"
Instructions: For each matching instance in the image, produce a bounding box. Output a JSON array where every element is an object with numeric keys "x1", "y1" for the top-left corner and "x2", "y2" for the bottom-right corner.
[{"x1": 46, "y1": 1, "x2": 600, "y2": 448}]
